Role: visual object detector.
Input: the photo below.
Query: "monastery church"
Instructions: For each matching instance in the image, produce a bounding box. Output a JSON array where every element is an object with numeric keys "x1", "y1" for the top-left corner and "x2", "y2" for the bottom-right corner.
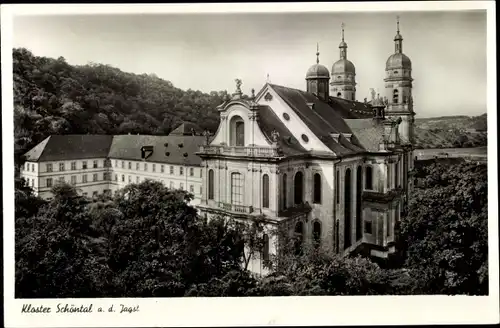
[{"x1": 21, "y1": 19, "x2": 415, "y2": 275}]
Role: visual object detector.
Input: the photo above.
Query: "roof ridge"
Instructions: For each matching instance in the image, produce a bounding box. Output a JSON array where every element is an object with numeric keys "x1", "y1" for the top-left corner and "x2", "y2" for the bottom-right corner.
[{"x1": 37, "y1": 136, "x2": 52, "y2": 162}]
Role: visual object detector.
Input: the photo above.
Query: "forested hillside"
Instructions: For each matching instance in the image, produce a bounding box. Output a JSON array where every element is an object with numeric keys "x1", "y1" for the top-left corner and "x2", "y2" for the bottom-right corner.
[
  {"x1": 13, "y1": 47, "x2": 229, "y2": 165},
  {"x1": 413, "y1": 114, "x2": 487, "y2": 149}
]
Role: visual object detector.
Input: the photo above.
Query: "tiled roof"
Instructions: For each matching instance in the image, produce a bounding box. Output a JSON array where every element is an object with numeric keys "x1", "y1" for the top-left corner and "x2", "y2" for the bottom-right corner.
[
  {"x1": 268, "y1": 84, "x2": 367, "y2": 155},
  {"x1": 108, "y1": 135, "x2": 205, "y2": 166},
  {"x1": 344, "y1": 119, "x2": 385, "y2": 152},
  {"x1": 24, "y1": 135, "x2": 114, "y2": 162},
  {"x1": 256, "y1": 105, "x2": 307, "y2": 155}
]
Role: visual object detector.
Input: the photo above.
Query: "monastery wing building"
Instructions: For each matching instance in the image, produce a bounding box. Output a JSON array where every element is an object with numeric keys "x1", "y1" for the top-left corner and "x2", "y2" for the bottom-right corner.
[{"x1": 20, "y1": 19, "x2": 415, "y2": 275}]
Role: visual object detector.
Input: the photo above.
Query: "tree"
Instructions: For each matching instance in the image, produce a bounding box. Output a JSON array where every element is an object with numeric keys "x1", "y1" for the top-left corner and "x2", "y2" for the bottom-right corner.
[
  {"x1": 399, "y1": 162, "x2": 488, "y2": 295},
  {"x1": 15, "y1": 183, "x2": 112, "y2": 298}
]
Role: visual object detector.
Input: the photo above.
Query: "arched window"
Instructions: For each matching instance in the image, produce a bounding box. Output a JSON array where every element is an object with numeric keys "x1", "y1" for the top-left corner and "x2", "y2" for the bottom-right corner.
[
  {"x1": 344, "y1": 168, "x2": 352, "y2": 250},
  {"x1": 395, "y1": 161, "x2": 400, "y2": 188},
  {"x1": 313, "y1": 220, "x2": 321, "y2": 248},
  {"x1": 356, "y1": 166, "x2": 363, "y2": 241},
  {"x1": 208, "y1": 169, "x2": 214, "y2": 200},
  {"x1": 337, "y1": 92, "x2": 342, "y2": 97},
  {"x1": 365, "y1": 166, "x2": 373, "y2": 190},
  {"x1": 352, "y1": 94, "x2": 355, "y2": 101},
  {"x1": 294, "y1": 171, "x2": 304, "y2": 205},
  {"x1": 313, "y1": 173, "x2": 322, "y2": 204},
  {"x1": 262, "y1": 174, "x2": 270, "y2": 208},
  {"x1": 336, "y1": 170, "x2": 340, "y2": 204},
  {"x1": 393, "y1": 89, "x2": 399, "y2": 104},
  {"x1": 262, "y1": 234, "x2": 270, "y2": 262},
  {"x1": 231, "y1": 172, "x2": 244, "y2": 205},
  {"x1": 294, "y1": 221, "x2": 304, "y2": 255},
  {"x1": 230, "y1": 116, "x2": 245, "y2": 146},
  {"x1": 282, "y1": 174, "x2": 287, "y2": 209}
]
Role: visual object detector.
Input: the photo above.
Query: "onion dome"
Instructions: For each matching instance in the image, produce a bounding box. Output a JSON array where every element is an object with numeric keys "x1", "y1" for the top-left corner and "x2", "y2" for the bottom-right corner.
[{"x1": 306, "y1": 44, "x2": 330, "y2": 79}]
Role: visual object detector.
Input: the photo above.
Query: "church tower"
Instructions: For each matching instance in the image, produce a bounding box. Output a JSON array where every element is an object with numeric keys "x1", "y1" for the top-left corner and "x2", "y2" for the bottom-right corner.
[
  {"x1": 330, "y1": 23, "x2": 356, "y2": 101},
  {"x1": 306, "y1": 43, "x2": 330, "y2": 101},
  {"x1": 384, "y1": 17, "x2": 415, "y2": 144}
]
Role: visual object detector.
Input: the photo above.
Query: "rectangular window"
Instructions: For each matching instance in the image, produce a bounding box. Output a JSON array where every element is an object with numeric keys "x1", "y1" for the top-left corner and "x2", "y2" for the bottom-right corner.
[
  {"x1": 190, "y1": 185, "x2": 194, "y2": 193},
  {"x1": 180, "y1": 167, "x2": 184, "y2": 175},
  {"x1": 31, "y1": 164, "x2": 35, "y2": 172},
  {"x1": 59, "y1": 162, "x2": 65, "y2": 172},
  {"x1": 144, "y1": 163, "x2": 148, "y2": 171},
  {"x1": 120, "y1": 161, "x2": 124, "y2": 169},
  {"x1": 93, "y1": 160, "x2": 98, "y2": 168},
  {"x1": 46, "y1": 178, "x2": 53, "y2": 187},
  {"x1": 170, "y1": 166, "x2": 174, "y2": 174},
  {"x1": 231, "y1": 173, "x2": 244, "y2": 205},
  {"x1": 128, "y1": 162, "x2": 132, "y2": 169},
  {"x1": 180, "y1": 183, "x2": 184, "y2": 190},
  {"x1": 114, "y1": 160, "x2": 118, "y2": 167},
  {"x1": 93, "y1": 173, "x2": 98, "y2": 182},
  {"x1": 82, "y1": 161, "x2": 87, "y2": 170},
  {"x1": 200, "y1": 169, "x2": 203, "y2": 178},
  {"x1": 200, "y1": 186, "x2": 203, "y2": 195},
  {"x1": 121, "y1": 175, "x2": 125, "y2": 182},
  {"x1": 71, "y1": 176, "x2": 77, "y2": 185},
  {"x1": 161, "y1": 165, "x2": 165, "y2": 173},
  {"x1": 190, "y1": 168, "x2": 194, "y2": 176},
  {"x1": 71, "y1": 162, "x2": 76, "y2": 170},
  {"x1": 128, "y1": 175, "x2": 132, "y2": 183},
  {"x1": 136, "y1": 176, "x2": 139, "y2": 183},
  {"x1": 31, "y1": 179, "x2": 35, "y2": 187},
  {"x1": 152, "y1": 164, "x2": 156, "y2": 172},
  {"x1": 58, "y1": 177, "x2": 65, "y2": 184},
  {"x1": 364, "y1": 221, "x2": 372, "y2": 234},
  {"x1": 114, "y1": 174, "x2": 118, "y2": 181},
  {"x1": 170, "y1": 181, "x2": 174, "y2": 189},
  {"x1": 25, "y1": 163, "x2": 29, "y2": 171},
  {"x1": 46, "y1": 163, "x2": 53, "y2": 172},
  {"x1": 82, "y1": 174, "x2": 88, "y2": 183},
  {"x1": 136, "y1": 163, "x2": 139, "y2": 170}
]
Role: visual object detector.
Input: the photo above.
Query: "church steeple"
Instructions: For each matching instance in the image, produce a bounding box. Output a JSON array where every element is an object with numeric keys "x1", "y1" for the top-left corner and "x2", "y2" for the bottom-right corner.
[
  {"x1": 394, "y1": 16, "x2": 403, "y2": 54},
  {"x1": 339, "y1": 22, "x2": 348, "y2": 59},
  {"x1": 306, "y1": 43, "x2": 330, "y2": 101},
  {"x1": 331, "y1": 23, "x2": 356, "y2": 101}
]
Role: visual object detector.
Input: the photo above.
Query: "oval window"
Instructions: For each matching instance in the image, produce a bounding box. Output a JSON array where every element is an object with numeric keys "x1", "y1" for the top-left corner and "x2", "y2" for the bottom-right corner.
[
  {"x1": 301, "y1": 134, "x2": 309, "y2": 142},
  {"x1": 394, "y1": 71, "x2": 398, "y2": 74},
  {"x1": 283, "y1": 113, "x2": 290, "y2": 121}
]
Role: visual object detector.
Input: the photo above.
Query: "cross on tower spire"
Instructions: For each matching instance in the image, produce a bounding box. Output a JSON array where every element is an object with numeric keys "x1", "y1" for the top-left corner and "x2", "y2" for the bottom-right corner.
[
  {"x1": 316, "y1": 42, "x2": 320, "y2": 64},
  {"x1": 341, "y1": 22, "x2": 345, "y2": 42},
  {"x1": 397, "y1": 15, "x2": 400, "y2": 33}
]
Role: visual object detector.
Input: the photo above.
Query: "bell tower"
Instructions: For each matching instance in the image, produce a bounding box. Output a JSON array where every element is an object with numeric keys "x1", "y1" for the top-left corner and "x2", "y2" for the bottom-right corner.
[{"x1": 384, "y1": 16, "x2": 415, "y2": 145}]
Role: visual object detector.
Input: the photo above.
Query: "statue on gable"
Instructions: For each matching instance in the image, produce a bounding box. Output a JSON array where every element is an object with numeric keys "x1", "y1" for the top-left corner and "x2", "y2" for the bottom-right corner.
[
  {"x1": 271, "y1": 129, "x2": 280, "y2": 144},
  {"x1": 203, "y1": 130, "x2": 212, "y2": 145},
  {"x1": 235, "y1": 78, "x2": 242, "y2": 94}
]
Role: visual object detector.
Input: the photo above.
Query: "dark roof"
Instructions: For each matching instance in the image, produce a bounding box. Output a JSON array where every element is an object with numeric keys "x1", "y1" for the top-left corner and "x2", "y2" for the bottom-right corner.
[
  {"x1": 256, "y1": 105, "x2": 307, "y2": 155},
  {"x1": 268, "y1": 84, "x2": 367, "y2": 155},
  {"x1": 24, "y1": 135, "x2": 114, "y2": 162},
  {"x1": 344, "y1": 119, "x2": 385, "y2": 152},
  {"x1": 108, "y1": 135, "x2": 205, "y2": 166},
  {"x1": 169, "y1": 122, "x2": 202, "y2": 136},
  {"x1": 328, "y1": 96, "x2": 374, "y2": 118}
]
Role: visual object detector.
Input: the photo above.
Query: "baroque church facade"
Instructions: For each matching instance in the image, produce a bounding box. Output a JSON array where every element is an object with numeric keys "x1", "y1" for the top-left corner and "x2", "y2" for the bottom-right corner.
[
  {"x1": 20, "y1": 19, "x2": 415, "y2": 276},
  {"x1": 196, "y1": 20, "x2": 415, "y2": 274}
]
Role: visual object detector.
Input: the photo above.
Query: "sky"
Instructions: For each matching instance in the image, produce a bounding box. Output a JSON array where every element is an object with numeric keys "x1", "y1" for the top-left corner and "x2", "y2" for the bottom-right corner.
[{"x1": 12, "y1": 10, "x2": 487, "y2": 118}]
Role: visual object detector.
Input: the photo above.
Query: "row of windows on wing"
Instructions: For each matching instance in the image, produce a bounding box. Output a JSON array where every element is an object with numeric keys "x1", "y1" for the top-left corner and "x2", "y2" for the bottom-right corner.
[
  {"x1": 43, "y1": 172, "x2": 112, "y2": 187},
  {"x1": 45, "y1": 189, "x2": 113, "y2": 202},
  {"x1": 113, "y1": 160, "x2": 201, "y2": 177},
  {"x1": 114, "y1": 174, "x2": 201, "y2": 194},
  {"x1": 37, "y1": 159, "x2": 110, "y2": 173},
  {"x1": 205, "y1": 165, "x2": 382, "y2": 209}
]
